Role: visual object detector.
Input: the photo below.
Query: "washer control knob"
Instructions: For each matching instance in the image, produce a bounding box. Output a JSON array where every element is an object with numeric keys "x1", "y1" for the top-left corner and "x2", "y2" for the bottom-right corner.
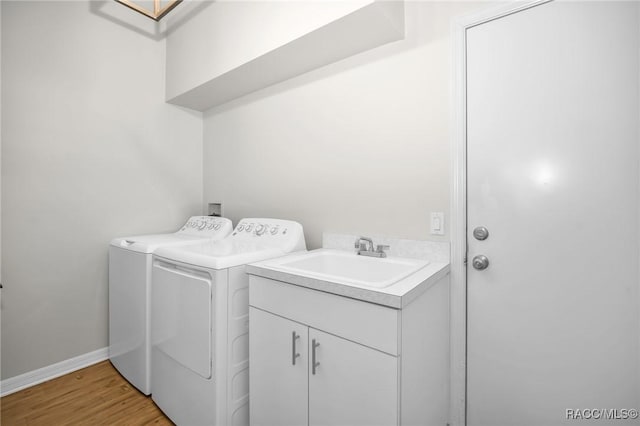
[
  {"x1": 214, "y1": 223, "x2": 221, "y2": 230},
  {"x1": 245, "y1": 224, "x2": 254, "y2": 232},
  {"x1": 198, "y1": 222, "x2": 207, "y2": 230},
  {"x1": 256, "y1": 224, "x2": 266, "y2": 236},
  {"x1": 270, "y1": 227, "x2": 279, "y2": 235},
  {"x1": 237, "y1": 224, "x2": 245, "y2": 232}
]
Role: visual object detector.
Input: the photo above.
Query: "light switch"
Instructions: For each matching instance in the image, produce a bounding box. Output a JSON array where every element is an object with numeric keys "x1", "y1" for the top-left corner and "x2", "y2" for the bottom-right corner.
[{"x1": 431, "y1": 212, "x2": 445, "y2": 235}]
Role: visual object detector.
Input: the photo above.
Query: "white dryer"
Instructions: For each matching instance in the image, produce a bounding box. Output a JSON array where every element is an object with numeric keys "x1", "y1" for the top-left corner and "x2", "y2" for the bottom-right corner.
[
  {"x1": 109, "y1": 216, "x2": 233, "y2": 395},
  {"x1": 151, "y1": 218, "x2": 306, "y2": 426}
]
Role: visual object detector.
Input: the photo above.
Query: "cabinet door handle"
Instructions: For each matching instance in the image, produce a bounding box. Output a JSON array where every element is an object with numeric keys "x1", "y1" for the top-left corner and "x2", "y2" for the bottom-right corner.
[
  {"x1": 311, "y1": 339, "x2": 320, "y2": 375},
  {"x1": 291, "y1": 331, "x2": 300, "y2": 365}
]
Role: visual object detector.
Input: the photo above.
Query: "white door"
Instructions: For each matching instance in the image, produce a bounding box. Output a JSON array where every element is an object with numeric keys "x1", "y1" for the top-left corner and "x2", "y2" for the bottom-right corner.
[
  {"x1": 249, "y1": 308, "x2": 308, "y2": 426},
  {"x1": 466, "y1": 2, "x2": 639, "y2": 425},
  {"x1": 308, "y1": 328, "x2": 398, "y2": 426}
]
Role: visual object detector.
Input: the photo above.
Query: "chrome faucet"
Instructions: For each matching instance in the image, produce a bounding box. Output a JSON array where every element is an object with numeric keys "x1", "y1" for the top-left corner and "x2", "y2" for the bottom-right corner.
[
  {"x1": 354, "y1": 237, "x2": 389, "y2": 258},
  {"x1": 354, "y1": 236, "x2": 374, "y2": 253}
]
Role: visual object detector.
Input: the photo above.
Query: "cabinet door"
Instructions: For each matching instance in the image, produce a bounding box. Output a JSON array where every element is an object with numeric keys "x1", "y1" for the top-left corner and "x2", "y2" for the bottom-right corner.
[
  {"x1": 309, "y1": 329, "x2": 398, "y2": 426},
  {"x1": 249, "y1": 307, "x2": 308, "y2": 426}
]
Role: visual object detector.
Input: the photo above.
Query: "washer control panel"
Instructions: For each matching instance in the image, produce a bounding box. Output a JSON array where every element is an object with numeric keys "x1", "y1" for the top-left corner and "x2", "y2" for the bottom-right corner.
[{"x1": 178, "y1": 216, "x2": 233, "y2": 237}]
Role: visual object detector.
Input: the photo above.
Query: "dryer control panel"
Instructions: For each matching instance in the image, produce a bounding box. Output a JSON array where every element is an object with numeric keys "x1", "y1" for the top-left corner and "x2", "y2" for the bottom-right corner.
[
  {"x1": 231, "y1": 218, "x2": 306, "y2": 252},
  {"x1": 178, "y1": 216, "x2": 233, "y2": 237}
]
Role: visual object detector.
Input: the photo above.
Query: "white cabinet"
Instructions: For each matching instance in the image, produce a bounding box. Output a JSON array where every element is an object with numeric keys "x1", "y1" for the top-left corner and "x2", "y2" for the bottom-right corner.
[
  {"x1": 308, "y1": 328, "x2": 398, "y2": 426},
  {"x1": 165, "y1": 1, "x2": 404, "y2": 111},
  {"x1": 248, "y1": 275, "x2": 450, "y2": 426},
  {"x1": 250, "y1": 307, "x2": 397, "y2": 426},
  {"x1": 249, "y1": 308, "x2": 308, "y2": 426}
]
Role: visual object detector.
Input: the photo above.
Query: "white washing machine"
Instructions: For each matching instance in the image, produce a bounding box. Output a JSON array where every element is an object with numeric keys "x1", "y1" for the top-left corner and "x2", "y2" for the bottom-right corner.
[
  {"x1": 151, "y1": 218, "x2": 306, "y2": 426},
  {"x1": 109, "y1": 216, "x2": 233, "y2": 395}
]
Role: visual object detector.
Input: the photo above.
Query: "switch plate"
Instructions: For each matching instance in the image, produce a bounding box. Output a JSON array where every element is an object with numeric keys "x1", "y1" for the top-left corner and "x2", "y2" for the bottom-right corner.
[{"x1": 430, "y1": 212, "x2": 444, "y2": 235}]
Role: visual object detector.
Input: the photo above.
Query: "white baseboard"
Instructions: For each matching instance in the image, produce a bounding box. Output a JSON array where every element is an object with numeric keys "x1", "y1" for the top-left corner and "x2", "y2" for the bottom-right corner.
[{"x1": 0, "y1": 347, "x2": 109, "y2": 397}]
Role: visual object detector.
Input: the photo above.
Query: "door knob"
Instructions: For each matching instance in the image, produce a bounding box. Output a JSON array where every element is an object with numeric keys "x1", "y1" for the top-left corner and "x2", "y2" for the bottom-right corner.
[
  {"x1": 473, "y1": 226, "x2": 489, "y2": 241},
  {"x1": 472, "y1": 255, "x2": 489, "y2": 270}
]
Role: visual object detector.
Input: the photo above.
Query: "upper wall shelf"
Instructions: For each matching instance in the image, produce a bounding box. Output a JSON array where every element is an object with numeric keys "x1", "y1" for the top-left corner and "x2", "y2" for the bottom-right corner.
[{"x1": 165, "y1": 1, "x2": 405, "y2": 111}]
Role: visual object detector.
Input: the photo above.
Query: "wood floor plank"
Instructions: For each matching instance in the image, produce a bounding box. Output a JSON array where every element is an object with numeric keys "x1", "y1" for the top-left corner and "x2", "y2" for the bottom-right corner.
[{"x1": 1, "y1": 361, "x2": 173, "y2": 426}]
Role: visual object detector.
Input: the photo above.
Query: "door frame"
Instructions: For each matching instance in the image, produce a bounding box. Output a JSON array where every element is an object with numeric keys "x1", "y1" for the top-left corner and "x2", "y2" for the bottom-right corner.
[{"x1": 449, "y1": 1, "x2": 552, "y2": 425}]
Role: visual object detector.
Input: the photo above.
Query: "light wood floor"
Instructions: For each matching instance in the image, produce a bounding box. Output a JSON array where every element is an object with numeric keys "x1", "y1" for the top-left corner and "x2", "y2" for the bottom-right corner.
[{"x1": 1, "y1": 361, "x2": 173, "y2": 425}]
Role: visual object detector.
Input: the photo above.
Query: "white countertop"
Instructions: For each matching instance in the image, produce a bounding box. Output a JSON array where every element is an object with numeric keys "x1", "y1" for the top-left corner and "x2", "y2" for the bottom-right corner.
[{"x1": 246, "y1": 248, "x2": 450, "y2": 309}]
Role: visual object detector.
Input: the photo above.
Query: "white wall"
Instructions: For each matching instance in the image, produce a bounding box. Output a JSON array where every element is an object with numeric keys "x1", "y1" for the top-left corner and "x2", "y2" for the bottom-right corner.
[
  {"x1": 0, "y1": 0, "x2": 3, "y2": 381},
  {"x1": 1, "y1": 1, "x2": 203, "y2": 379},
  {"x1": 203, "y1": 1, "x2": 492, "y2": 249}
]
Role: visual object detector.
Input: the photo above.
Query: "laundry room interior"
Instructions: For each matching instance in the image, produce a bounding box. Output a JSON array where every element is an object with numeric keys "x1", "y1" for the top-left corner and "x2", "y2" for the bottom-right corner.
[{"x1": 1, "y1": 1, "x2": 639, "y2": 425}]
